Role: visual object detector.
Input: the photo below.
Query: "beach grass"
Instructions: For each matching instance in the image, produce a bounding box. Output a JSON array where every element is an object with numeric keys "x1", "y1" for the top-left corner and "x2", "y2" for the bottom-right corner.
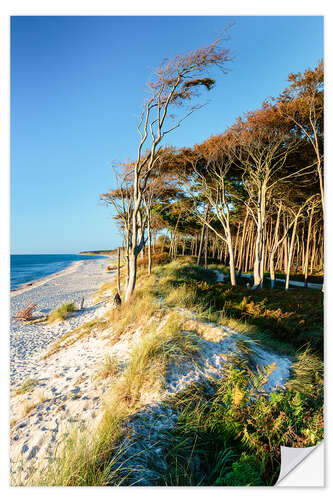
[
  {"x1": 15, "y1": 378, "x2": 39, "y2": 395},
  {"x1": 47, "y1": 302, "x2": 76, "y2": 323}
]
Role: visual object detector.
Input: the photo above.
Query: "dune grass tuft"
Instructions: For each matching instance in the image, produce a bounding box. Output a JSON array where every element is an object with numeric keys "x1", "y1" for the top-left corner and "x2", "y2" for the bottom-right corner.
[
  {"x1": 15, "y1": 378, "x2": 39, "y2": 395},
  {"x1": 47, "y1": 303, "x2": 76, "y2": 323},
  {"x1": 96, "y1": 354, "x2": 121, "y2": 380}
]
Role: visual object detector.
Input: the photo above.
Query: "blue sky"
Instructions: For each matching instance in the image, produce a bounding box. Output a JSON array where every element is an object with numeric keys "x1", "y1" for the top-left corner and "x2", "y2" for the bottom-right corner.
[{"x1": 10, "y1": 15, "x2": 323, "y2": 254}]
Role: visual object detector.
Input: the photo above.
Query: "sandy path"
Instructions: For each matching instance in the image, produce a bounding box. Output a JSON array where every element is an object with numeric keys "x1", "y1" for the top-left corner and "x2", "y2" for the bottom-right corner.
[{"x1": 240, "y1": 272, "x2": 322, "y2": 289}]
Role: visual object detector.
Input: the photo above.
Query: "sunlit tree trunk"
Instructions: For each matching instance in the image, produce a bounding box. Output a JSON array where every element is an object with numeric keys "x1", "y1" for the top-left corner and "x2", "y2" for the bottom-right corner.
[
  {"x1": 285, "y1": 219, "x2": 298, "y2": 290},
  {"x1": 304, "y1": 202, "x2": 315, "y2": 287},
  {"x1": 197, "y1": 203, "x2": 210, "y2": 266}
]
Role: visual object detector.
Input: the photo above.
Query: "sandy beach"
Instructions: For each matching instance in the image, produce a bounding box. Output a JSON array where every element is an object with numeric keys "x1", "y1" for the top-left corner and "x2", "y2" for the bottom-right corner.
[
  {"x1": 10, "y1": 257, "x2": 113, "y2": 387},
  {"x1": 10, "y1": 256, "x2": 121, "y2": 479}
]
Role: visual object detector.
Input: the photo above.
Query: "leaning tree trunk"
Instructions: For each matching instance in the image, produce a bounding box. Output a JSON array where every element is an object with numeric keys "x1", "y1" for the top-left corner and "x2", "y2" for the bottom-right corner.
[
  {"x1": 237, "y1": 210, "x2": 249, "y2": 273},
  {"x1": 125, "y1": 205, "x2": 144, "y2": 302}
]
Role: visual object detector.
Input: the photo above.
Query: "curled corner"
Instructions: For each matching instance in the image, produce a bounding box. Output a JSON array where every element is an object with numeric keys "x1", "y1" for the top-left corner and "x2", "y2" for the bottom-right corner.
[{"x1": 276, "y1": 442, "x2": 324, "y2": 486}]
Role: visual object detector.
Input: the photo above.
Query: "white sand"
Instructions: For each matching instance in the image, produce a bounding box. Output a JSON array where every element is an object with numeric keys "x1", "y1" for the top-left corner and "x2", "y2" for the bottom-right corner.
[{"x1": 10, "y1": 257, "x2": 114, "y2": 387}]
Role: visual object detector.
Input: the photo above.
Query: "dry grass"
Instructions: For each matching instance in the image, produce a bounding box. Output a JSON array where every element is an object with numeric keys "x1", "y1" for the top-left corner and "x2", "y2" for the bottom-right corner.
[
  {"x1": 20, "y1": 390, "x2": 49, "y2": 418},
  {"x1": 95, "y1": 354, "x2": 120, "y2": 380},
  {"x1": 15, "y1": 378, "x2": 39, "y2": 395},
  {"x1": 47, "y1": 303, "x2": 76, "y2": 323}
]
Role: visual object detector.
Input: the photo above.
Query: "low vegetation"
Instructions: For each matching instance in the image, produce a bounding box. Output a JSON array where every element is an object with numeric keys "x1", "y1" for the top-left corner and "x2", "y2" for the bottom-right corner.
[
  {"x1": 95, "y1": 354, "x2": 121, "y2": 380},
  {"x1": 15, "y1": 378, "x2": 39, "y2": 395},
  {"x1": 14, "y1": 256, "x2": 323, "y2": 486},
  {"x1": 163, "y1": 355, "x2": 323, "y2": 486},
  {"x1": 47, "y1": 303, "x2": 76, "y2": 323}
]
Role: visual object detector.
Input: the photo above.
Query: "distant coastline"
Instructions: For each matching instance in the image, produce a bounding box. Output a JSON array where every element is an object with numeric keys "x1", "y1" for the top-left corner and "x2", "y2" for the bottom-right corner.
[{"x1": 79, "y1": 250, "x2": 118, "y2": 256}]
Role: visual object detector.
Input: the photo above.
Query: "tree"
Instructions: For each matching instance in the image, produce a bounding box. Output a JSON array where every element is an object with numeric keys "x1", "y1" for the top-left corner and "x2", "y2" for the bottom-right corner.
[
  {"x1": 124, "y1": 32, "x2": 233, "y2": 301},
  {"x1": 187, "y1": 135, "x2": 238, "y2": 285},
  {"x1": 277, "y1": 61, "x2": 324, "y2": 210},
  {"x1": 232, "y1": 105, "x2": 301, "y2": 287},
  {"x1": 100, "y1": 164, "x2": 134, "y2": 285}
]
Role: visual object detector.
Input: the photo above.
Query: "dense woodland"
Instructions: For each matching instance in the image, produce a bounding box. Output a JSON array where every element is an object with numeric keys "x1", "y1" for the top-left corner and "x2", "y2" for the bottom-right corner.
[{"x1": 101, "y1": 49, "x2": 323, "y2": 299}]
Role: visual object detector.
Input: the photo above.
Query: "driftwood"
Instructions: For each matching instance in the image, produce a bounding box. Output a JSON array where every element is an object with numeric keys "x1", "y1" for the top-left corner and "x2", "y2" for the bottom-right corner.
[{"x1": 15, "y1": 302, "x2": 37, "y2": 322}]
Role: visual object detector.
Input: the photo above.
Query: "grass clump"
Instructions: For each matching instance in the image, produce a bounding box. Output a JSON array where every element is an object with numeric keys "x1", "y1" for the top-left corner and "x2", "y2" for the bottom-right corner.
[
  {"x1": 48, "y1": 303, "x2": 76, "y2": 323},
  {"x1": 12, "y1": 424, "x2": 131, "y2": 486},
  {"x1": 122, "y1": 312, "x2": 201, "y2": 403},
  {"x1": 103, "y1": 275, "x2": 159, "y2": 344},
  {"x1": 96, "y1": 354, "x2": 121, "y2": 380},
  {"x1": 15, "y1": 378, "x2": 39, "y2": 395},
  {"x1": 21, "y1": 391, "x2": 49, "y2": 418}
]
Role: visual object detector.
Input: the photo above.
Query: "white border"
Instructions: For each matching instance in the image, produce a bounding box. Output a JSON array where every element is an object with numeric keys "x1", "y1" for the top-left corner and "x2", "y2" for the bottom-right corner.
[{"x1": 1, "y1": 1, "x2": 331, "y2": 498}]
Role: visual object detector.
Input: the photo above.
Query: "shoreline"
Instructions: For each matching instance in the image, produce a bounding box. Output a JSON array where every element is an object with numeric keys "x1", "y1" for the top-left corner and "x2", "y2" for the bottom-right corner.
[
  {"x1": 11, "y1": 256, "x2": 111, "y2": 296},
  {"x1": 10, "y1": 261, "x2": 83, "y2": 296},
  {"x1": 10, "y1": 257, "x2": 115, "y2": 388},
  {"x1": 10, "y1": 257, "x2": 118, "y2": 475}
]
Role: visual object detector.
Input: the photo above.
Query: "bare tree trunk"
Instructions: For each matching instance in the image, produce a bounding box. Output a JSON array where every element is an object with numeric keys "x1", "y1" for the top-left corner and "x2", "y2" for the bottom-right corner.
[
  {"x1": 125, "y1": 232, "x2": 130, "y2": 287},
  {"x1": 117, "y1": 247, "x2": 121, "y2": 294},
  {"x1": 295, "y1": 234, "x2": 300, "y2": 275},
  {"x1": 204, "y1": 229, "x2": 208, "y2": 269},
  {"x1": 227, "y1": 231, "x2": 236, "y2": 286},
  {"x1": 285, "y1": 219, "x2": 298, "y2": 290},
  {"x1": 253, "y1": 185, "x2": 266, "y2": 287},
  {"x1": 310, "y1": 227, "x2": 317, "y2": 275},
  {"x1": 283, "y1": 216, "x2": 289, "y2": 273},
  {"x1": 197, "y1": 203, "x2": 210, "y2": 266},
  {"x1": 269, "y1": 203, "x2": 282, "y2": 288},
  {"x1": 125, "y1": 204, "x2": 144, "y2": 302},
  {"x1": 304, "y1": 202, "x2": 315, "y2": 287},
  {"x1": 147, "y1": 212, "x2": 152, "y2": 275},
  {"x1": 244, "y1": 220, "x2": 253, "y2": 273},
  {"x1": 237, "y1": 210, "x2": 249, "y2": 273},
  {"x1": 234, "y1": 221, "x2": 241, "y2": 269},
  {"x1": 126, "y1": 252, "x2": 138, "y2": 301}
]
